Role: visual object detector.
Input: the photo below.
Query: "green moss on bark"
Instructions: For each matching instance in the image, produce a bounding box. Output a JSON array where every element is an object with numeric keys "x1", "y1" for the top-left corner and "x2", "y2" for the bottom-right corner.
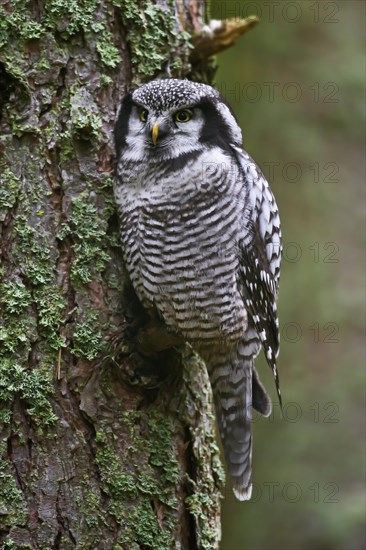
[
  {"x1": 181, "y1": 352, "x2": 224, "y2": 548},
  {"x1": 0, "y1": 0, "x2": 120, "y2": 71},
  {"x1": 0, "y1": 169, "x2": 21, "y2": 221},
  {"x1": 0, "y1": 541, "x2": 32, "y2": 550},
  {"x1": 0, "y1": 360, "x2": 57, "y2": 427},
  {"x1": 93, "y1": 407, "x2": 183, "y2": 547},
  {"x1": 0, "y1": 446, "x2": 28, "y2": 530},
  {"x1": 71, "y1": 312, "x2": 105, "y2": 360},
  {"x1": 57, "y1": 194, "x2": 110, "y2": 286},
  {"x1": 116, "y1": 0, "x2": 193, "y2": 81},
  {"x1": 147, "y1": 410, "x2": 181, "y2": 486}
]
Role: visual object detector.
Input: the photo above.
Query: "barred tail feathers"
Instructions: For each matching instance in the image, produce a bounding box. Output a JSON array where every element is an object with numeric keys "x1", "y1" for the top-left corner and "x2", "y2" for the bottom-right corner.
[
  {"x1": 202, "y1": 346, "x2": 252, "y2": 501},
  {"x1": 201, "y1": 338, "x2": 272, "y2": 501}
]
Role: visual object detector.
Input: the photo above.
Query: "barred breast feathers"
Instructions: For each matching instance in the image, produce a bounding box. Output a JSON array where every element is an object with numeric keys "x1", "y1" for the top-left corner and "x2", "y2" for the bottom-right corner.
[{"x1": 114, "y1": 147, "x2": 251, "y2": 342}]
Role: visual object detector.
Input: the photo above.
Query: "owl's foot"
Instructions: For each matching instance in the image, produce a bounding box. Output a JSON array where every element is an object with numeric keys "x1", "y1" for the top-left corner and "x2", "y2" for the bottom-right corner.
[
  {"x1": 117, "y1": 348, "x2": 181, "y2": 389},
  {"x1": 106, "y1": 286, "x2": 184, "y2": 388}
]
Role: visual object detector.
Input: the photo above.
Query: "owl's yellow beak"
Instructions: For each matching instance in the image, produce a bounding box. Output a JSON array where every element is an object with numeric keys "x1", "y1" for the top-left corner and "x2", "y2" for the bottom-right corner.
[{"x1": 152, "y1": 122, "x2": 159, "y2": 146}]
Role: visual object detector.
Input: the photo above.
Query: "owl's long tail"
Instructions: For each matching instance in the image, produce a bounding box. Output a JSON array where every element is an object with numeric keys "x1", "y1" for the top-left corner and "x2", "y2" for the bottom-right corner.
[{"x1": 201, "y1": 338, "x2": 272, "y2": 501}]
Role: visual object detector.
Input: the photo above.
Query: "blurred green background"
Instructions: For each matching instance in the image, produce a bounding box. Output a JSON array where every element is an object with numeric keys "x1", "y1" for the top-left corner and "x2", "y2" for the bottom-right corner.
[{"x1": 211, "y1": 1, "x2": 365, "y2": 549}]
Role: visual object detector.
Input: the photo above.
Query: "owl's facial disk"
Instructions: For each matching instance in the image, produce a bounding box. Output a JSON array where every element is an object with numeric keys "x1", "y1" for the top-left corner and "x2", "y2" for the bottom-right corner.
[
  {"x1": 114, "y1": 79, "x2": 243, "y2": 163},
  {"x1": 125, "y1": 103, "x2": 206, "y2": 160}
]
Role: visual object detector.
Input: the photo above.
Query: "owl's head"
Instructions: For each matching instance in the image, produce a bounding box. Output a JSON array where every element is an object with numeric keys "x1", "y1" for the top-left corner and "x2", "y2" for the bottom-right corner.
[{"x1": 115, "y1": 79, "x2": 242, "y2": 162}]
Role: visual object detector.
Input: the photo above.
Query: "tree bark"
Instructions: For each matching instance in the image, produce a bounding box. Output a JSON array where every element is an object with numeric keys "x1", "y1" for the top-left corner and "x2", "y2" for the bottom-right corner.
[{"x1": 0, "y1": 1, "x2": 225, "y2": 548}]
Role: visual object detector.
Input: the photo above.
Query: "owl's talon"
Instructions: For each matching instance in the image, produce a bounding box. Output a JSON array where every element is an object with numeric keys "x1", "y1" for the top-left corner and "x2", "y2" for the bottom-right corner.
[{"x1": 117, "y1": 350, "x2": 180, "y2": 389}]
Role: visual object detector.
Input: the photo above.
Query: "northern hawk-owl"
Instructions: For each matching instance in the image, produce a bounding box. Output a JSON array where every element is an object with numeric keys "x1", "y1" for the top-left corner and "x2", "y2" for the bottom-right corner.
[{"x1": 114, "y1": 79, "x2": 282, "y2": 500}]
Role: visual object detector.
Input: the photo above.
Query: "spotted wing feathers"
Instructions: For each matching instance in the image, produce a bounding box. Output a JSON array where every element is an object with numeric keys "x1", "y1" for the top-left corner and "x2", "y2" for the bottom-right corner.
[{"x1": 235, "y1": 147, "x2": 283, "y2": 408}]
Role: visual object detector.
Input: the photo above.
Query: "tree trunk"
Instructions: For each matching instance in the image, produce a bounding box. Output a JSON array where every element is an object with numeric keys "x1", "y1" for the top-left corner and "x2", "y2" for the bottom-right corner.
[{"x1": 0, "y1": 1, "x2": 224, "y2": 548}]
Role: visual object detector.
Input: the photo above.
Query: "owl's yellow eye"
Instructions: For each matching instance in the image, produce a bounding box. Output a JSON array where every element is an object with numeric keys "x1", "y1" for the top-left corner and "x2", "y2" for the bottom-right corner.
[
  {"x1": 140, "y1": 109, "x2": 148, "y2": 123},
  {"x1": 175, "y1": 109, "x2": 192, "y2": 123}
]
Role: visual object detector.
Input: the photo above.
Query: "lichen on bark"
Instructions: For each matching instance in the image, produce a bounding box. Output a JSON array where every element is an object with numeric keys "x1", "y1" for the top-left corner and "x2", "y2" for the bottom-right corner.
[
  {"x1": 116, "y1": 0, "x2": 193, "y2": 81},
  {"x1": 0, "y1": 0, "x2": 222, "y2": 548}
]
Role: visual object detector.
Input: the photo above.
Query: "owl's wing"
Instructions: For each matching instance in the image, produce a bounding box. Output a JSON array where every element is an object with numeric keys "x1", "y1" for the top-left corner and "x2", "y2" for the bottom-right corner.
[{"x1": 233, "y1": 146, "x2": 282, "y2": 406}]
